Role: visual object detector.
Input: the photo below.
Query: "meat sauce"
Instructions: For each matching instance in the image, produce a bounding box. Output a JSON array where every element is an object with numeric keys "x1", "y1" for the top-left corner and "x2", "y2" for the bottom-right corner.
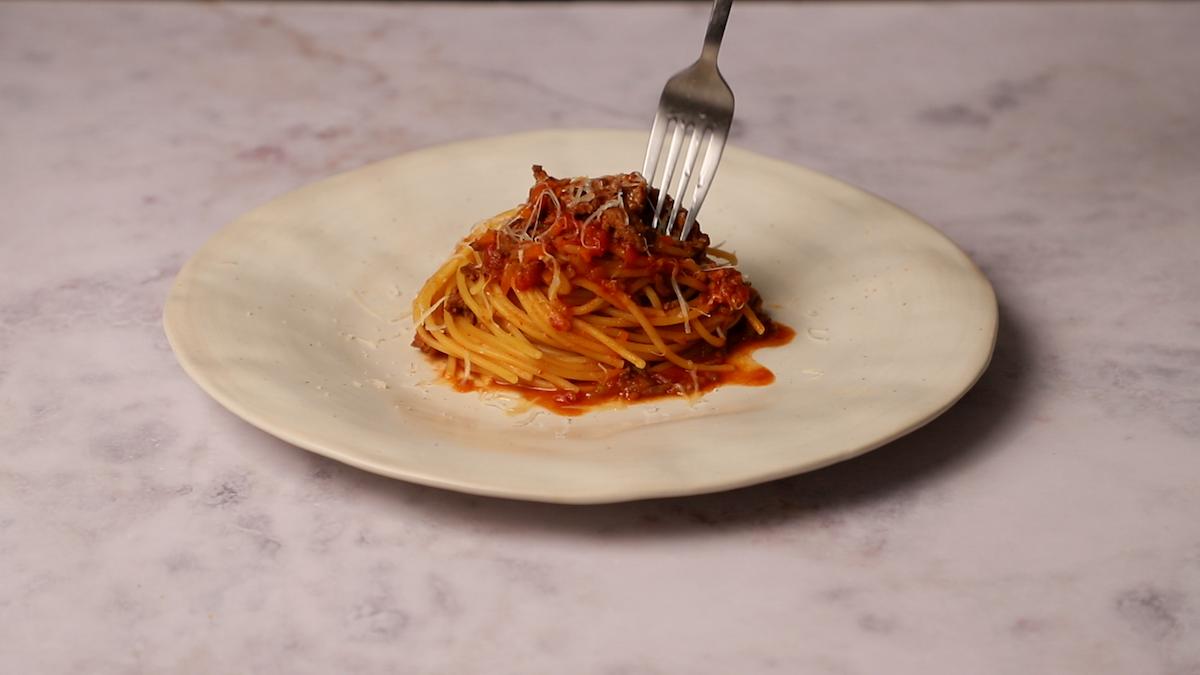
[{"x1": 443, "y1": 320, "x2": 795, "y2": 416}]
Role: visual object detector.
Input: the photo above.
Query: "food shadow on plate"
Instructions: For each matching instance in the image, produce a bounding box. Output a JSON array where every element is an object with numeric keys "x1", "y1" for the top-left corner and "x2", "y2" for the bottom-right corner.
[{"x1": 325, "y1": 294, "x2": 1031, "y2": 538}]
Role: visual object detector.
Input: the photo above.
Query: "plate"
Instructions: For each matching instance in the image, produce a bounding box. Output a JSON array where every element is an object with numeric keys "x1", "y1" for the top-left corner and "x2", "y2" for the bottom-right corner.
[{"x1": 164, "y1": 129, "x2": 997, "y2": 504}]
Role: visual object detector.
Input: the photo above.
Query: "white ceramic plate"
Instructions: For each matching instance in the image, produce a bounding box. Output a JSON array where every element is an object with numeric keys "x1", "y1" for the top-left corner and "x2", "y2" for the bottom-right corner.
[{"x1": 165, "y1": 129, "x2": 996, "y2": 504}]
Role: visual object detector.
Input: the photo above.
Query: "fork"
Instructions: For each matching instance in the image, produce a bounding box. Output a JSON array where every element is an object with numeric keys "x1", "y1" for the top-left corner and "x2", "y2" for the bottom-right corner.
[{"x1": 642, "y1": 0, "x2": 735, "y2": 241}]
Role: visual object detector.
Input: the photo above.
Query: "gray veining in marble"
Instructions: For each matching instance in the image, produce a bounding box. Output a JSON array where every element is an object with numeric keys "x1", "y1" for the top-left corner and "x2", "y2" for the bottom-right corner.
[{"x1": 1, "y1": 2, "x2": 1198, "y2": 673}]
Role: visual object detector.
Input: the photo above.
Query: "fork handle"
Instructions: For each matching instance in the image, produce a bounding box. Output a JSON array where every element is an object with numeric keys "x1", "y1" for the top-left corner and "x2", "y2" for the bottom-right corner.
[{"x1": 701, "y1": 0, "x2": 734, "y2": 63}]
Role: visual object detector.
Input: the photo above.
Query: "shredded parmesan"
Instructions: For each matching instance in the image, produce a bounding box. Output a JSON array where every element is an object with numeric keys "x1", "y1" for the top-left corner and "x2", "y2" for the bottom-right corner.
[
  {"x1": 567, "y1": 180, "x2": 595, "y2": 208},
  {"x1": 500, "y1": 213, "x2": 533, "y2": 243},
  {"x1": 520, "y1": 190, "x2": 562, "y2": 241},
  {"x1": 581, "y1": 197, "x2": 621, "y2": 228},
  {"x1": 542, "y1": 189, "x2": 562, "y2": 225},
  {"x1": 669, "y1": 270, "x2": 692, "y2": 334},
  {"x1": 578, "y1": 196, "x2": 624, "y2": 248},
  {"x1": 522, "y1": 200, "x2": 541, "y2": 237},
  {"x1": 415, "y1": 296, "x2": 447, "y2": 327}
]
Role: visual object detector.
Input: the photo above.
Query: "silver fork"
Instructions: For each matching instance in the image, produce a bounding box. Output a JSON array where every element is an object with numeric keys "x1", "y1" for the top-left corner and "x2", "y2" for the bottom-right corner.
[{"x1": 642, "y1": 0, "x2": 735, "y2": 241}]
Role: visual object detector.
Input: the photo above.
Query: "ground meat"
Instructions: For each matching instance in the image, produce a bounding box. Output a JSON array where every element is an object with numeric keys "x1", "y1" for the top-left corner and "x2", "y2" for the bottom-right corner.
[
  {"x1": 444, "y1": 291, "x2": 467, "y2": 315},
  {"x1": 640, "y1": 188, "x2": 708, "y2": 255},
  {"x1": 614, "y1": 368, "x2": 662, "y2": 401},
  {"x1": 525, "y1": 167, "x2": 716, "y2": 261},
  {"x1": 623, "y1": 179, "x2": 649, "y2": 214},
  {"x1": 411, "y1": 331, "x2": 437, "y2": 353},
  {"x1": 704, "y1": 268, "x2": 752, "y2": 310}
]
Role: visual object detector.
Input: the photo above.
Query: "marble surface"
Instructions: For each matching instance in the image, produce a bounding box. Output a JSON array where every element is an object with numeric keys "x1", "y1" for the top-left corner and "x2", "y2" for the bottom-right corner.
[{"x1": 2, "y1": 1, "x2": 1198, "y2": 672}]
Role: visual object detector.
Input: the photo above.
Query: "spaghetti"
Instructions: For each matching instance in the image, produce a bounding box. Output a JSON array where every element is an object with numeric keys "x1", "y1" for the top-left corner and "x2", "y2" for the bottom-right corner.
[{"x1": 412, "y1": 166, "x2": 790, "y2": 412}]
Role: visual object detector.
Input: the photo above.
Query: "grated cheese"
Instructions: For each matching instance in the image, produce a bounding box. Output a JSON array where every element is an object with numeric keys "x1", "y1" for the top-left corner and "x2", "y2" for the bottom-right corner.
[
  {"x1": 669, "y1": 270, "x2": 692, "y2": 334},
  {"x1": 415, "y1": 295, "x2": 447, "y2": 327}
]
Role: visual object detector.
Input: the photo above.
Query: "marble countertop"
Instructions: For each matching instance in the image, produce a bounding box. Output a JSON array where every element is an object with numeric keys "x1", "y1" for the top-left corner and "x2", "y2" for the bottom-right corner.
[{"x1": 2, "y1": 1, "x2": 1198, "y2": 672}]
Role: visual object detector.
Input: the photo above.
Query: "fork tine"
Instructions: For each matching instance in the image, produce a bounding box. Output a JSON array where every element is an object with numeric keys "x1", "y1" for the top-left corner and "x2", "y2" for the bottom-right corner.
[
  {"x1": 642, "y1": 110, "x2": 669, "y2": 183},
  {"x1": 652, "y1": 121, "x2": 686, "y2": 233},
  {"x1": 666, "y1": 124, "x2": 705, "y2": 239},
  {"x1": 679, "y1": 130, "x2": 727, "y2": 241}
]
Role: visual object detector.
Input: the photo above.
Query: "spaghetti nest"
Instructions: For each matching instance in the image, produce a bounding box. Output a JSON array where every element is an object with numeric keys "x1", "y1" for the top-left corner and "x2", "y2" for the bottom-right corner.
[{"x1": 412, "y1": 166, "x2": 775, "y2": 408}]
